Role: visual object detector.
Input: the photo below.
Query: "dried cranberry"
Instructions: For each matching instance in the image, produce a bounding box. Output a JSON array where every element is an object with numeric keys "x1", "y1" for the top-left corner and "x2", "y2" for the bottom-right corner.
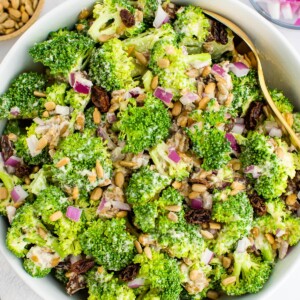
[
  {"x1": 185, "y1": 209, "x2": 211, "y2": 225},
  {"x1": 70, "y1": 258, "x2": 94, "y2": 275},
  {"x1": 1, "y1": 135, "x2": 14, "y2": 162},
  {"x1": 119, "y1": 264, "x2": 140, "y2": 282},
  {"x1": 91, "y1": 86, "x2": 110, "y2": 113},
  {"x1": 120, "y1": 9, "x2": 135, "y2": 27},
  {"x1": 244, "y1": 101, "x2": 264, "y2": 130},
  {"x1": 248, "y1": 192, "x2": 267, "y2": 216}
]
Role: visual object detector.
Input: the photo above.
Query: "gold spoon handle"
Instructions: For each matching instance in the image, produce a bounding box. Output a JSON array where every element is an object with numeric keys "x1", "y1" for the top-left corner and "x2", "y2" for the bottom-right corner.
[{"x1": 203, "y1": 10, "x2": 300, "y2": 150}]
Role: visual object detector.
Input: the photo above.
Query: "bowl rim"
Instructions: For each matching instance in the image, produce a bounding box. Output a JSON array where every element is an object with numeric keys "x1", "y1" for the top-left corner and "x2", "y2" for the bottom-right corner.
[
  {"x1": 1, "y1": 0, "x2": 300, "y2": 299},
  {"x1": 0, "y1": 0, "x2": 45, "y2": 42}
]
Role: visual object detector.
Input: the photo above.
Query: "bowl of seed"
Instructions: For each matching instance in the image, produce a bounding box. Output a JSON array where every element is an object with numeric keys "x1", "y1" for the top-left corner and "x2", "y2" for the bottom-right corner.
[{"x1": 0, "y1": 0, "x2": 45, "y2": 41}]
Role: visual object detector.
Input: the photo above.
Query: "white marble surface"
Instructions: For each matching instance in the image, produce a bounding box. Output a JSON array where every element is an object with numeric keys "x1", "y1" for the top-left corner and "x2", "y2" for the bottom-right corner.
[{"x1": 0, "y1": 1, "x2": 299, "y2": 300}]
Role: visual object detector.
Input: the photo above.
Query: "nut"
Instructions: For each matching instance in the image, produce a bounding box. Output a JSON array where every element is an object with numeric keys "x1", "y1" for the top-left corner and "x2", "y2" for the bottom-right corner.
[
  {"x1": 49, "y1": 211, "x2": 63, "y2": 222},
  {"x1": 192, "y1": 184, "x2": 207, "y2": 193},
  {"x1": 165, "y1": 205, "x2": 181, "y2": 212},
  {"x1": 286, "y1": 194, "x2": 297, "y2": 206},
  {"x1": 151, "y1": 75, "x2": 158, "y2": 90},
  {"x1": 265, "y1": 233, "x2": 275, "y2": 245},
  {"x1": 144, "y1": 246, "x2": 152, "y2": 260},
  {"x1": 11, "y1": 0, "x2": 20, "y2": 10},
  {"x1": 198, "y1": 96, "x2": 210, "y2": 110},
  {"x1": 55, "y1": 157, "x2": 70, "y2": 168},
  {"x1": 36, "y1": 137, "x2": 48, "y2": 151},
  {"x1": 3, "y1": 19, "x2": 15, "y2": 28},
  {"x1": 96, "y1": 160, "x2": 104, "y2": 178},
  {"x1": 172, "y1": 181, "x2": 182, "y2": 189},
  {"x1": 222, "y1": 276, "x2": 236, "y2": 286},
  {"x1": 134, "y1": 51, "x2": 148, "y2": 66},
  {"x1": 8, "y1": 8, "x2": 21, "y2": 19},
  {"x1": 167, "y1": 211, "x2": 178, "y2": 222},
  {"x1": 90, "y1": 187, "x2": 103, "y2": 201},
  {"x1": 200, "y1": 230, "x2": 214, "y2": 240},
  {"x1": 222, "y1": 256, "x2": 231, "y2": 269},
  {"x1": 115, "y1": 172, "x2": 124, "y2": 188},
  {"x1": 171, "y1": 101, "x2": 182, "y2": 117},
  {"x1": 0, "y1": 187, "x2": 8, "y2": 200},
  {"x1": 72, "y1": 186, "x2": 79, "y2": 200},
  {"x1": 157, "y1": 58, "x2": 170, "y2": 69},
  {"x1": 44, "y1": 101, "x2": 56, "y2": 111},
  {"x1": 93, "y1": 107, "x2": 101, "y2": 124},
  {"x1": 116, "y1": 211, "x2": 128, "y2": 218},
  {"x1": 209, "y1": 222, "x2": 221, "y2": 230},
  {"x1": 119, "y1": 161, "x2": 138, "y2": 168},
  {"x1": 134, "y1": 240, "x2": 143, "y2": 254},
  {"x1": 189, "y1": 269, "x2": 200, "y2": 281}
]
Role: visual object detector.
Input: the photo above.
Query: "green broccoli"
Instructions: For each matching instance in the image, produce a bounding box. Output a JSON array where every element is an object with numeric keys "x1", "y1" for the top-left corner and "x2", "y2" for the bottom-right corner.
[
  {"x1": 293, "y1": 112, "x2": 300, "y2": 133},
  {"x1": 231, "y1": 70, "x2": 263, "y2": 116},
  {"x1": 122, "y1": 23, "x2": 176, "y2": 53},
  {"x1": 0, "y1": 72, "x2": 47, "y2": 119},
  {"x1": 50, "y1": 132, "x2": 112, "y2": 199},
  {"x1": 80, "y1": 218, "x2": 136, "y2": 271},
  {"x1": 133, "y1": 250, "x2": 182, "y2": 300},
  {"x1": 29, "y1": 29, "x2": 94, "y2": 79},
  {"x1": 149, "y1": 39, "x2": 211, "y2": 97},
  {"x1": 252, "y1": 232, "x2": 275, "y2": 263},
  {"x1": 149, "y1": 141, "x2": 193, "y2": 180},
  {"x1": 133, "y1": 202, "x2": 158, "y2": 232},
  {"x1": 3, "y1": 120, "x2": 23, "y2": 136},
  {"x1": 45, "y1": 83, "x2": 68, "y2": 106},
  {"x1": 221, "y1": 251, "x2": 272, "y2": 296},
  {"x1": 27, "y1": 169, "x2": 48, "y2": 196},
  {"x1": 125, "y1": 166, "x2": 171, "y2": 205},
  {"x1": 270, "y1": 89, "x2": 294, "y2": 114},
  {"x1": 89, "y1": 38, "x2": 138, "y2": 92},
  {"x1": 174, "y1": 5, "x2": 210, "y2": 53},
  {"x1": 187, "y1": 126, "x2": 231, "y2": 171},
  {"x1": 117, "y1": 94, "x2": 171, "y2": 154},
  {"x1": 129, "y1": 0, "x2": 159, "y2": 24},
  {"x1": 88, "y1": 0, "x2": 145, "y2": 42}
]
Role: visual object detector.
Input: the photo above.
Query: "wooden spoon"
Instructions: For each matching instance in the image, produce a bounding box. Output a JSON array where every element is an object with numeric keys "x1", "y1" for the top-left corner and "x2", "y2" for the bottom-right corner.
[{"x1": 203, "y1": 9, "x2": 300, "y2": 150}]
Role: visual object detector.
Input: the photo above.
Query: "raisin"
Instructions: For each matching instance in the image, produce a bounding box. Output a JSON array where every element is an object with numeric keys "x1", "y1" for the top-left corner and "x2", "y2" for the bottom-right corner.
[
  {"x1": 119, "y1": 264, "x2": 140, "y2": 282},
  {"x1": 120, "y1": 9, "x2": 135, "y2": 27},
  {"x1": 1, "y1": 135, "x2": 14, "y2": 161},
  {"x1": 185, "y1": 209, "x2": 211, "y2": 225},
  {"x1": 70, "y1": 258, "x2": 94, "y2": 275},
  {"x1": 248, "y1": 192, "x2": 267, "y2": 216},
  {"x1": 91, "y1": 86, "x2": 110, "y2": 113},
  {"x1": 14, "y1": 164, "x2": 31, "y2": 178},
  {"x1": 244, "y1": 101, "x2": 264, "y2": 130},
  {"x1": 210, "y1": 20, "x2": 228, "y2": 45},
  {"x1": 66, "y1": 274, "x2": 86, "y2": 295}
]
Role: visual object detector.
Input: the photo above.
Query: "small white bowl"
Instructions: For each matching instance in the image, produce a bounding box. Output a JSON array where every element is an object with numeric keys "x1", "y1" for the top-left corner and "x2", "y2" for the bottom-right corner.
[{"x1": 0, "y1": 0, "x2": 300, "y2": 299}]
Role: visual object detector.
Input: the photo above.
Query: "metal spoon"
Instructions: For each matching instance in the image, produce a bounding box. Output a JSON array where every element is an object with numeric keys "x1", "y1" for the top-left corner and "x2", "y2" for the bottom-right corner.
[{"x1": 203, "y1": 9, "x2": 300, "y2": 150}]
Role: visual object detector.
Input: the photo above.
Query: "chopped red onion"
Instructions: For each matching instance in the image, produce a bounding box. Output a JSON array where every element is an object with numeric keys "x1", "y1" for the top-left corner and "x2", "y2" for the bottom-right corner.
[
  {"x1": 66, "y1": 206, "x2": 82, "y2": 222},
  {"x1": 11, "y1": 185, "x2": 29, "y2": 203},
  {"x1": 70, "y1": 72, "x2": 93, "y2": 94},
  {"x1": 6, "y1": 206, "x2": 16, "y2": 224},
  {"x1": 201, "y1": 248, "x2": 214, "y2": 265},
  {"x1": 276, "y1": 229, "x2": 285, "y2": 238},
  {"x1": 235, "y1": 117, "x2": 244, "y2": 124},
  {"x1": 55, "y1": 105, "x2": 70, "y2": 116},
  {"x1": 229, "y1": 62, "x2": 250, "y2": 77},
  {"x1": 236, "y1": 237, "x2": 252, "y2": 253},
  {"x1": 154, "y1": 87, "x2": 173, "y2": 104},
  {"x1": 129, "y1": 87, "x2": 144, "y2": 98},
  {"x1": 212, "y1": 64, "x2": 226, "y2": 77},
  {"x1": 97, "y1": 127, "x2": 116, "y2": 149},
  {"x1": 244, "y1": 165, "x2": 262, "y2": 179},
  {"x1": 128, "y1": 278, "x2": 145, "y2": 289},
  {"x1": 106, "y1": 112, "x2": 117, "y2": 124},
  {"x1": 269, "y1": 127, "x2": 282, "y2": 138},
  {"x1": 97, "y1": 198, "x2": 107, "y2": 213},
  {"x1": 179, "y1": 92, "x2": 199, "y2": 105},
  {"x1": 168, "y1": 148, "x2": 181, "y2": 163},
  {"x1": 153, "y1": 5, "x2": 169, "y2": 28},
  {"x1": 231, "y1": 123, "x2": 245, "y2": 135},
  {"x1": 111, "y1": 200, "x2": 131, "y2": 211},
  {"x1": 225, "y1": 133, "x2": 239, "y2": 152},
  {"x1": 190, "y1": 198, "x2": 203, "y2": 210},
  {"x1": 279, "y1": 240, "x2": 289, "y2": 259},
  {"x1": 10, "y1": 107, "x2": 20, "y2": 116},
  {"x1": 5, "y1": 156, "x2": 21, "y2": 167}
]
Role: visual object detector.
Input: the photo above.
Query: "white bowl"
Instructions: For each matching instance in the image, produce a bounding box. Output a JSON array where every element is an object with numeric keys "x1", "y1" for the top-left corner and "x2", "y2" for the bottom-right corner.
[{"x1": 1, "y1": 0, "x2": 300, "y2": 299}]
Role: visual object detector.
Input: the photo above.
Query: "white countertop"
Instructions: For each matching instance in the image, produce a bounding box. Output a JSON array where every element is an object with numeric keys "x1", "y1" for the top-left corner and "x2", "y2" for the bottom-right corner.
[{"x1": 0, "y1": 1, "x2": 299, "y2": 300}]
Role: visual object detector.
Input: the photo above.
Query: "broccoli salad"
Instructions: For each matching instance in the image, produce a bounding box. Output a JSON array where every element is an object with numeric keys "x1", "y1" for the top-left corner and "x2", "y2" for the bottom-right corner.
[{"x1": 1, "y1": 0, "x2": 300, "y2": 299}]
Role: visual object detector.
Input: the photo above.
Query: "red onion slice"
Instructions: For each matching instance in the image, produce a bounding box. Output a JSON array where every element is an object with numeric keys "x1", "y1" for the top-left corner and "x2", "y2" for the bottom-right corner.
[
  {"x1": 5, "y1": 156, "x2": 22, "y2": 167},
  {"x1": 231, "y1": 123, "x2": 245, "y2": 135},
  {"x1": 276, "y1": 229, "x2": 285, "y2": 238},
  {"x1": 244, "y1": 165, "x2": 262, "y2": 179},
  {"x1": 128, "y1": 278, "x2": 145, "y2": 289},
  {"x1": 168, "y1": 148, "x2": 181, "y2": 163},
  {"x1": 97, "y1": 198, "x2": 107, "y2": 213},
  {"x1": 69, "y1": 72, "x2": 76, "y2": 87},
  {"x1": 279, "y1": 240, "x2": 289, "y2": 259},
  {"x1": 229, "y1": 62, "x2": 250, "y2": 77},
  {"x1": 225, "y1": 133, "x2": 239, "y2": 152},
  {"x1": 179, "y1": 92, "x2": 199, "y2": 105},
  {"x1": 153, "y1": 5, "x2": 169, "y2": 28},
  {"x1": 201, "y1": 248, "x2": 214, "y2": 265},
  {"x1": 190, "y1": 198, "x2": 203, "y2": 210},
  {"x1": 10, "y1": 107, "x2": 20, "y2": 116},
  {"x1": 106, "y1": 112, "x2": 117, "y2": 124},
  {"x1": 11, "y1": 185, "x2": 29, "y2": 203},
  {"x1": 235, "y1": 117, "x2": 244, "y2": 124},
  {"x1": 70, "y1": 72, "x2": 93, "y2": 94},
  {"x1": 269, "y1": 127, "x2": 282, "y2": 138},
  {"x1": 212, "y1": 64, "x2": 226, "y2": 77},
  {"x1": 154, "y1": 87, "x2": 173, "y2": 105},
  {"x1": 6, "y1": 206, "x2": 16, "y2": 224},
  {"x1": 111, "y1": 200, "x2": 131, "y2": 211},
  {"x1": 66, "y1": 206, "x2": 82, "y2": 222}
]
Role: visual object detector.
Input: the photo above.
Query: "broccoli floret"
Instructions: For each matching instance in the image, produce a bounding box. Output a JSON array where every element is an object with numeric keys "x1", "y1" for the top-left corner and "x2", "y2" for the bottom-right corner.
[
  {"x1": 89, "y1": 38, "x2": 138, "y2": 92},
  {"x1": 212, "y1": 192, "x2": 253, "y2": 224},
  {"x1": 45, "y1": 83, "x2": 68, "y2": 106},
  {"x1": 87, "y1": 267, "x2": 135, "y2": 300},
  {"x1": 0, "y1": 72, "x2": 47, "y2": 119},
  {"x1": 187, "y1": 127, "x2": 231, "y2": 171},
  {"x1": 221, "y1": 251, "x2": 272, "y2": 296},
  {"x1": 117, "y1": 94, "x2": 171, "y2": 154},
  {"x1": 174, "y1": 6, "x2": 210, "y2": 53},
  {"x1": 129, "y1": 0, "x2": 159, "y2": 23},
  {"x1": 270, "y1": 89, "x2": 294, "y2": 114},
  {"x1": 252, "y1": 232, "x2": 275, "y2": 262},
  {"x1": 88, "y1": 0, "x2": 145, "y2": 42},
  {"x1": 23, "y1": 245, "x2": 61, "y2": 278},
  {"x1": 134, "y1": 250, "x2": 182, "y2": 300},
  {"x1": 293, "y1": 112, "x2": 300, "y2": 133},
  {"x1": 27, "y1": 169, "x2": 48, "y2": 195},
  {"x1": 149, "y1": 141, "x2": 193, "y2": 180},
  {"x1": 65, "y1": 89, "x2": 91, "y2": 111},
  {"x1": 122, "y1": 23, "x2": 176, "y2": 53},
  {"x1": 6, "y1": 204, "x2": 57, "y2": 258},
  {"x1": 0, "y1": 166, "x2": 16, "y2": 216},
  {"x1": 133, "y1": 202, "x2": 158, "y2": 232},
  {"x1": 84, "y1": 107, "x2": 99, "y2": 134},
  {"x1": 29, "y1": 29, "x2": 94, "y2": 79},
  {"x1": 149, "y1": 39, "x2": 211, "y2": 97},
  {"x1": 231, "y1": 70, "x2": 263, "y2": 116},
  {"x1": 3, "y1": 120, "x2": 22, "y2": 136},
  {"x1": 50, "y1": 132, "x2": 112, "y2": 198},
  {"x1": 126, "y1": 166, "x2": 171, "y2": 205},
  {"x1": 80, "y1": 218, "x2": 136, "y2": 271}
]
